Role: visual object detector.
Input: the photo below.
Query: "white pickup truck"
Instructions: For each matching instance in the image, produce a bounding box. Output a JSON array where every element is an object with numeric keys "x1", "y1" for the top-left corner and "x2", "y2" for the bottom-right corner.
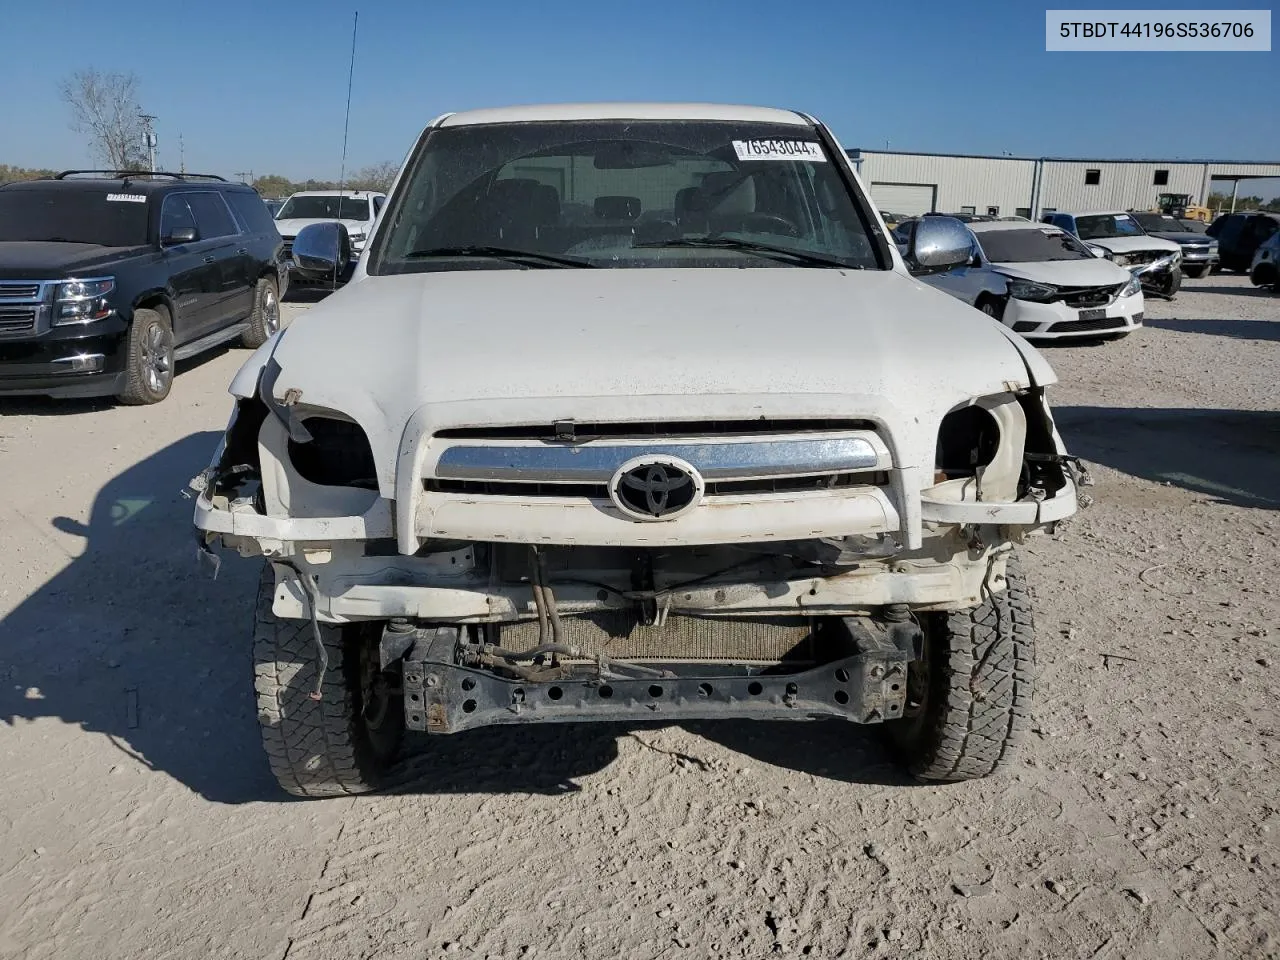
[{"x1": 192, "y1": 103, "x2": 1082, "y2": 797}]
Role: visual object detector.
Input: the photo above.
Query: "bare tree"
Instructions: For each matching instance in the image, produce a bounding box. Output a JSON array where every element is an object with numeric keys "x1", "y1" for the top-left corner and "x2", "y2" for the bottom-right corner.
[
  {"x1": 349, "y1": 161, "x2": 399, "y2": 192},
  {"x1": 59, "y1": 70, "x2": 148, "y2": 171}
]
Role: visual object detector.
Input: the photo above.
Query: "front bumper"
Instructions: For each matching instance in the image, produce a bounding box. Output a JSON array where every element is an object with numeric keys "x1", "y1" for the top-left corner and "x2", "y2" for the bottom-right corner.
[
  {"x1": 1005, "y1": 291, "x2": 1144, "y2": 340},
  {"x1": 0, "y1": 323, "x2": 129, "y2": 398},
  {"x1": 1178, "y1": 247, "x2": 1218, "y2": 266}
]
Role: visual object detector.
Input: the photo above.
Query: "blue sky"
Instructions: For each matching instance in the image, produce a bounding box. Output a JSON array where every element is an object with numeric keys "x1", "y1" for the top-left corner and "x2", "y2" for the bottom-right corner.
[{"x1": 2, "y1": 0, "x2": 1276, "y2": 194}]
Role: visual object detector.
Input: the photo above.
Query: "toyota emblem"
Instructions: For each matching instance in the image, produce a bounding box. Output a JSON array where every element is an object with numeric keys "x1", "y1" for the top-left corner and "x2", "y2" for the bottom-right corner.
[{"x1": 609, "y1": 456, "x2": 703, "y2": 521}]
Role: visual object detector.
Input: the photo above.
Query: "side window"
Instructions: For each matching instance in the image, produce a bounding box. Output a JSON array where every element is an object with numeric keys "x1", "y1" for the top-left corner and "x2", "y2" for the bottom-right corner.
[
  {"x1": 161, "y1": 195, "x2": 198, "y2": 242},
  {"x1": 1217, "y1": 216, "x2": 1245, "y2": 246},
  {"x1": 224, "y1": 190, "x2": 278, "y2": 235},
  {"x1": 186, "y1": 192, "x2": 239, "y2": 239},
  {"x1": 1251, "y1": 217, "x2": 1278, "y2": 242}
]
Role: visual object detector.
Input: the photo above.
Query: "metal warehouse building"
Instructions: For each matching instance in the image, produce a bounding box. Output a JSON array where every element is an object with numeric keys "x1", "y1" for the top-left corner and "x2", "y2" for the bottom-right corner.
[{"x1": 847, "y1": 149, "x2": 1280, "y2": 219}]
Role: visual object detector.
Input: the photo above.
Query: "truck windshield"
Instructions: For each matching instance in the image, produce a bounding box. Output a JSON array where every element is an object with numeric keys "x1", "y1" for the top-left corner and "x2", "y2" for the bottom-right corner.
[
  {"x1": 370, "y1": 119, "x2": 882, "y2": 272},
  {"x1": 1131, "y1": 213, "x2": 1190, "y2": 233},
  {"x1": 1075, "y1": 214, "x2": 1146, "y2": 240},
  {"x1": 977, "y1": 228, "x2": 1094, "y2": 262},
  {"x1": 0, "y1": 188, "x2": 151, "y2": 246},
  {"x1": 278, "y1": 196, "x2": 371, "y2": 221}
]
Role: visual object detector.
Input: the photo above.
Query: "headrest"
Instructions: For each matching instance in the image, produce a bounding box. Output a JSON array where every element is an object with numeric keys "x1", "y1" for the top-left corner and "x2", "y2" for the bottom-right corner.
[
  {"x1": 699, "y1": 172, "x2": 755, "y2": 214},
  {"x1": 531, "y1": 184, "x2": 560, "y2": 223},
  {"x1": 674, "y1": 186, "x2": 701, "y2": 217},
  {"x1": 594, "y1": 196, "x2": 641, "y2": 221}
]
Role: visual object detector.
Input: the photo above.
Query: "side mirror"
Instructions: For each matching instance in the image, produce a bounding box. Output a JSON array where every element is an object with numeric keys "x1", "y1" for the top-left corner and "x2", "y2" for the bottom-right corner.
[
  {"x1": 907, "y1": 216, "x2": 972, "y2": 273},
  {"x1": 292, "y1": 222, "x2": 352, "y2": 279},
  {"x1": 163, "y1": 225, "x2": 197, "y2": 246},
  {"x1": 1087, "y1": 244, "x2": 1112, "y2": 260}
]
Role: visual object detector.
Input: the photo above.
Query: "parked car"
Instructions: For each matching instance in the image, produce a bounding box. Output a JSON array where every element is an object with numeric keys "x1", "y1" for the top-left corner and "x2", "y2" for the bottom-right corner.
[
  {"x1": 1206, "y1": 211, "x2": 1280, "y2": 273},
  {"x1": 1129, "y1": 212, "x2": 1219, "y2": 278},
  {"x1": 274, "y1": 190, "x2": 386, "y2": 276},
  {"x1": 263, "y1": 198, "x2": 286, "y2": 218},
  {"x1": 904, "y1": 219, "x2": 1144, "y2": 340},
  {"x1": 1041, "y1": 210, "x2": 1182, "y2": 297},
  {"x1": 192, "y1": 102, "x2": 1080, "y2": 797},
  {"x1": 1250, "y1": 232, "x2": 1280, "y2": 291},
  {"x1": 0, "y1": 171, "x2": 288, "y2": 403},
  {"x1": 1179, "y1": 218, "x2": 1209, "y2": 234}
]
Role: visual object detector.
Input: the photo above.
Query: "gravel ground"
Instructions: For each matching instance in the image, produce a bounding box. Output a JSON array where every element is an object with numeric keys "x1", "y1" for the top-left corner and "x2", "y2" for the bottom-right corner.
[{"x1": 1, "y1": 274, "x2": 1276, "y2": 960}]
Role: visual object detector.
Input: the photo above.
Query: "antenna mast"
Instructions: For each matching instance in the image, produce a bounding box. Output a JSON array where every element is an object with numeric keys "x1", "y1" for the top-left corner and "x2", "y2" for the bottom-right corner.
[{"x1": 337, "y1": 11, "x2": 359, "y2": 195}]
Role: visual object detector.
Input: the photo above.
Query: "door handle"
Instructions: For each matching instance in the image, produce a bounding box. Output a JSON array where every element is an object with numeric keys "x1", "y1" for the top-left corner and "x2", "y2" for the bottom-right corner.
[{"x1": 203, "y1": 256, "x2": 216, "y2": 264}]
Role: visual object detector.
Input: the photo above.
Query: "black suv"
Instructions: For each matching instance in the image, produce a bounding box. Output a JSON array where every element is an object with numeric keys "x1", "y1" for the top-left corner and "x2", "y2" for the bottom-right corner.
[
  {"x1": 0, "y1": 171, "x2": 288, "y2": 404},
  {"x1": 1207, "y1": 211, "x2": 1280, "y2": 273}
]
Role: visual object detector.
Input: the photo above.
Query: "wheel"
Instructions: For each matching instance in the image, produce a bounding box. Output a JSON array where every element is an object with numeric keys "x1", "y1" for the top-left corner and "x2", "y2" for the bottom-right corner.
[
  {"x1": 976, "y1": 297, "x2": 1005, "y2": 321},
  {"x1": 116, "y1": 306, "x2": 174, "y2": 405},
  {"x1": 253, "y1": 566, "x2": 404, "y2": 797},
  {"x1": 1157, "y1": 266, "x2": 1182, "y2": 298},
  {"x1": 888, "y1": 555, "x2": 1034, "y2": 782},
  {"x1": 1183, "y1": 265, "x2": 1208, "y2": 279},
  {"x1": 241, "y1": 277, "x2": 282, "y2": 349}
]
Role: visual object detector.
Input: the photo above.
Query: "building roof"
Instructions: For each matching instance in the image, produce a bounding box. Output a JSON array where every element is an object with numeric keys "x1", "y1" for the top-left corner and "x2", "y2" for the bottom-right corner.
[
  {"x1": 440, "y1": 102, "x2": 809, "y2": 127},
  {"x1": 848, "y1": 147, "x2": 1280, "y2": 168}
]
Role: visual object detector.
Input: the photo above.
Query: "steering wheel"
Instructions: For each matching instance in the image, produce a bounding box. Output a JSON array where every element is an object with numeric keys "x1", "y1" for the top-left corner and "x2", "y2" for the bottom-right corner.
[{"x1": 712, "y1": 212, "x2": 801, "y2": 238}]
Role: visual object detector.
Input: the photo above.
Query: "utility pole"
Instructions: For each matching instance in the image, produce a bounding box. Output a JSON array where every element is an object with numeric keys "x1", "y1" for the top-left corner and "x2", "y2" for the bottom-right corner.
[
  {"x1": 139, "y1": 114, "x2": 157, "y2": 171},
  {"x1": 178, "y1": 134, "x2": 185, "y2": 174},
  {"x1": 234, "y1": 170, "x2": 253, "y2": 185}
]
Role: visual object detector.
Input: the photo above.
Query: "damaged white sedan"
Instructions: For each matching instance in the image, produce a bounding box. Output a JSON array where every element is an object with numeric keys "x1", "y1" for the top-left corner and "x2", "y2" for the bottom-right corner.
[{"x1": 192, "y1": 102, "x2": 1083, "y2": 797}]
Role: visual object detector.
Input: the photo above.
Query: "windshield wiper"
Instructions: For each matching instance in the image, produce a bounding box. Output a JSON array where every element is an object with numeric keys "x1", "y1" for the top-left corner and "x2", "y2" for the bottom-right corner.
[
  {"x1": 403, "y1": 245, "x2": 595, "y2": 268},
  {"x1": 633, "y1": 236, "x2": 859, "y2": 269}
]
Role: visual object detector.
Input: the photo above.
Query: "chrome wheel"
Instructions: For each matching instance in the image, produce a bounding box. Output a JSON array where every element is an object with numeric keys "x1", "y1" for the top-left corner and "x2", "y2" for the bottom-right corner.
[
  {"x1": 261, "y1": 284, "x2": 281, "y2": 334},
  {"x1": 141, "y1": 321, "x2": 172, "y2": 395}
]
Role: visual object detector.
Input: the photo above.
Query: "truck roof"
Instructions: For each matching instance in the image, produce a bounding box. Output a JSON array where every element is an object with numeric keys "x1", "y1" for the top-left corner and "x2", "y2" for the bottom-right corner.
[{"x1": 438, "y1": 102, "x2": 810, "y2": 127}]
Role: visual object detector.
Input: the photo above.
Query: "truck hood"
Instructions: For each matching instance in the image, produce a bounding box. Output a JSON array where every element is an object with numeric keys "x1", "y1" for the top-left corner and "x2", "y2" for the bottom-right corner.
[
  {"x1": 274, "y1": 218, "x2": 369, "y2": 239},
  {"x1": 991, "y1": 257, "x2": 1134, "y2": 286},
  {"x1": 255, "y1": 268, "x2": 1048, "y2": 494},
  {"x1": 1148, "y1": 231, "x2": 1214, "y2": 246},
  {"x1": 0, "y1": 241, "x2": 149, "y2": 278},
  {"x1": 1086, "y1": 235, "x2": 1182, "y2": 255}
]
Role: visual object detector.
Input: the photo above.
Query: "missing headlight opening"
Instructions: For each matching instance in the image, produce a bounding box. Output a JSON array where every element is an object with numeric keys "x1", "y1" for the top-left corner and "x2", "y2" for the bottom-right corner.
[
  {"x1": 935, "y1": 406, "x2": 1000, "y2": 481},
  {"x1": 287, "y1": 417, "x2": 378, "y2": 489}
]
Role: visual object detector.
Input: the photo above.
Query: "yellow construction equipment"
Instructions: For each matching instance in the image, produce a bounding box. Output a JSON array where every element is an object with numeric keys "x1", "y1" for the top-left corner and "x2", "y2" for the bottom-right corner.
[{"x1": 1153, "y1": 192, "x2": 1212, "y2": 222}]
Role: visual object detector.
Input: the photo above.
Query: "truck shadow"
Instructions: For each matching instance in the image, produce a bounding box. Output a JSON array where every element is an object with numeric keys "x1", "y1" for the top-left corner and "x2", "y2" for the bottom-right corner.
[
  {"x1": 0, "y1": 433, "x2": 910, "y2": 804},
  {"x1": 1144, "y1": 317, "x2": 1280, "y2": 342},
  {"x1": 1056, "y1": 406, "x2": 1280, "y2": 508}
]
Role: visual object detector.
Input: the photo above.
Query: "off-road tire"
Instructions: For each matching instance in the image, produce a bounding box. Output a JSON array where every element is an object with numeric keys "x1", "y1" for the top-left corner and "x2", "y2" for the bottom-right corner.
[
  {"x1": 889, "y1": 556, "x2": 1034, "y2": 782},
  {"x1": 116, "y1": 306, "x2": 174, "y2": 405},
  {"x1": 241, "y1": 277, "x2": 281, "y2": 349},
  {"x1": 252, "y1": 567, "x2": 403, "y2": 797},
  {"x1": 1183, "y1": 265, "x2": 1208, "y2": 279}
]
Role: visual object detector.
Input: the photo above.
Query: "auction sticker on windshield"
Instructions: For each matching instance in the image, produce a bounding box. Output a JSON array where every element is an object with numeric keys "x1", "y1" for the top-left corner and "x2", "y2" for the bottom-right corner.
[{"x1": 732, "y1": 140, "x2": 825, "y2": 161}]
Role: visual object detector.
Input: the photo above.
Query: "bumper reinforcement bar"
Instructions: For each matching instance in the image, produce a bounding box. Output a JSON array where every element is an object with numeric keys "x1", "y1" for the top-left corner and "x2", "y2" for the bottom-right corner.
[{"x1": 402, "y1": 650, "x2": 910, "y2": 734}]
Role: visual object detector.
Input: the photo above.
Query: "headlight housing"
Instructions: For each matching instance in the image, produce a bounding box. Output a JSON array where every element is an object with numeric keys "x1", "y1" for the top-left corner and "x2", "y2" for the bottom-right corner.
[
  {"x1": 54, "y1": 276, "x2": 115, "y2": 326},
  {"x1": 1122, "y1": 274, "x2": 1143, "y2": 297},
  {"x1": 1006, "y1": 278, "x2": 1057, "y2": 302}
]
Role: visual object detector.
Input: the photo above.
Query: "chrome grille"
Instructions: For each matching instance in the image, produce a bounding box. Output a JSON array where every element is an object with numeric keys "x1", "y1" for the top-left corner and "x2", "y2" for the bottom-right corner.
[
  {"x1": 0, "y1": 282, "x2": 42, "y2": 301},
  {"x1": 0, "y1": 308, "x2": 38, "y2": 333}
]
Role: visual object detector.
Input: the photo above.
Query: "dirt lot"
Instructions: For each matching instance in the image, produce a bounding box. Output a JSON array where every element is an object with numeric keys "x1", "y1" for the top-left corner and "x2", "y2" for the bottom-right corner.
[{"x1": 1, "y1": 274, "x2": 1277, "y2": 960}]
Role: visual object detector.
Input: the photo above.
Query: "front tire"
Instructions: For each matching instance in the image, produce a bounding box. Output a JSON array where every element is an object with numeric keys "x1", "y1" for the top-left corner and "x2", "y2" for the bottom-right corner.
[
  {"x1": 116, "y1": 306, "x2": 174, "y2": 405},
  {"x1": 1183, "y1": 265, "x2": 1208, "y2": 279},
  {"x1": 253, "y1": 567, "x2": 403, "y2": 797},
  {"x1": 889, "y1": 556, "x2": 1034, "y2": 782}
]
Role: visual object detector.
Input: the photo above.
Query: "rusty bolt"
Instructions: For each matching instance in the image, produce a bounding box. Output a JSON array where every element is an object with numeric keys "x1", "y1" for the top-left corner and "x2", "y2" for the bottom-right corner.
[
  {"x1": 870, "y1": 664, "x2": 886, "y2": 679},
  {"x1": 425, "y1": 674, "x2": 440, "y2": 688}
]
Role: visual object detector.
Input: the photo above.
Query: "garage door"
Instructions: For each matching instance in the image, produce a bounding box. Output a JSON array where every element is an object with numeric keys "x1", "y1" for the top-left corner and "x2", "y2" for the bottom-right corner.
[{"x1": 870, "y1": 183, "x2": 936, "y2": 216}]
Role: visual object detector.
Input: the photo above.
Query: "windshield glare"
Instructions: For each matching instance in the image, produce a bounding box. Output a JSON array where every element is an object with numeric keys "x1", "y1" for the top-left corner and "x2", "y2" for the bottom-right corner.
[
  {"x1": 1076, "y1": 213, "x2": 1145, "y2": 240},
  {"x1": 370, "y1": 120, "x2": 881, "y2": 272},
  {"x1": 977, "y1": 228, "x2": 1093, "y2": 263},
  {"x1": 0, "y1": 189, "x2": 151, "y2": 246},
  {"x1": 278, "y1": 195, "x2": 371, "y2": 221}
]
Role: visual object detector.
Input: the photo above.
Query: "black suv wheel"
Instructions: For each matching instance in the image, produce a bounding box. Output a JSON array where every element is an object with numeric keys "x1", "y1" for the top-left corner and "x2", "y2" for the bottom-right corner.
[{"x1": 116, "y1": 307, "x2": 174, "y2": 405}]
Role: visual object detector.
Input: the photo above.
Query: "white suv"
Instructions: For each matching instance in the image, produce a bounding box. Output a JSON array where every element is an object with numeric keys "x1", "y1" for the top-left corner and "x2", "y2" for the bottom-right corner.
[
  {"x1": 192, "y1": 103, "x2": 1081, "y2": 797},
  {"x1": 274, "y1": 189, "x2": 385, "y2": 267}
]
